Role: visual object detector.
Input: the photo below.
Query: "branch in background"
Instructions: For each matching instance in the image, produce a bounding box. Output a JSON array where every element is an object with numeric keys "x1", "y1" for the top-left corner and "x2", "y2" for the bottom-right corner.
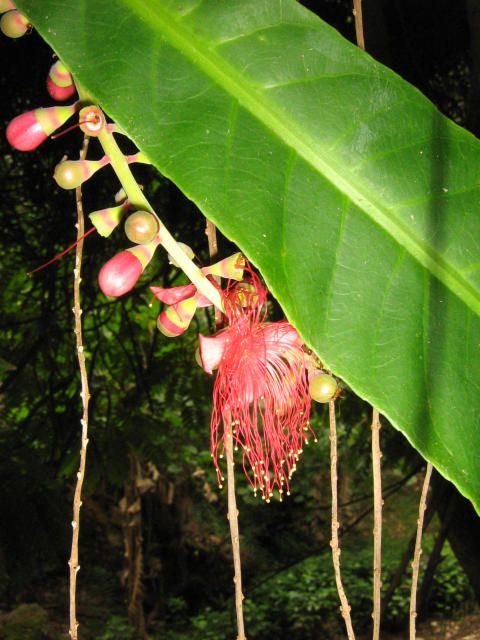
[
  {"x1": 250, "y1": 464, "x2": 422, "y2": 596},
  {"x1": 381, "y1": 473, "x2": 439, "y2": 618},
  {"x1": 329, "y1": 400, "x2": 356, "y2": 640},
  {"x1": 409, "y1": 462, "x2": 433, "y2": 640},
  {"x1": 353, "y1": 0, "x2": 365, "y2": 50},
  {"x1": 68, "y1": 135, "x2": 91, "y2": 640},
  {"x1": 417, "y1": 488, "x2": 457, "y2": 614},
  {"x1": 371, "y1": 408, "x2": 382, "y2": 640}
]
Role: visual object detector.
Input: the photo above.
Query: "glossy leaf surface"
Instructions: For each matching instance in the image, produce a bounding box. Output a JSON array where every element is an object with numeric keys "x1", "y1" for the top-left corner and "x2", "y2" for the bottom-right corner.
[{"x1": 15, "y1": 0, "x2": 480, "y2": 510}]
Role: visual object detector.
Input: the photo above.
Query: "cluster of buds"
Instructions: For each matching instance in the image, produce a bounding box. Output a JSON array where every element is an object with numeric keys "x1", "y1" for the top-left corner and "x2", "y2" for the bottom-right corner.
[
  {"x1": 5, "y1": 74, "x2": 160, "y2": 290},
  {"x1": 3, "y1": 24, "x2": 339, "y2": 502}
]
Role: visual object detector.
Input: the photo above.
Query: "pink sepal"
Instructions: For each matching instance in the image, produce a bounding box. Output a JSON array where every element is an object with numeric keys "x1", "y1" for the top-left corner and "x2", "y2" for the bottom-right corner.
[
  {"x1": 198, "y1": 331, "x2": 228, "y2": 374},
  {"x1": 150, "y1": 283, "x2": 196, "y2": 305},
  {"x1": 47, "y1": 76, "x2": 76, "y2": 101}
]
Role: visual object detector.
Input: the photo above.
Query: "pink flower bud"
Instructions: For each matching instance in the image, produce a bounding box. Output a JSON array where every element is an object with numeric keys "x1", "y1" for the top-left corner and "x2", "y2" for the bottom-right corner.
[
  {"x1": 6, "y1": 103, "x2": 77, "y2": 151},
  {"x1": 157, "y1": 297, "x2": 199, "y2": 337},
  {"x1": 0, "y1": 9, "x2": 29, "y2": 38},
  {"x1": 98, "y1": 250, "x2": 143, "y2": 298},
  {"x1": 124, "y1": 210, "x2": 159, "y2": 244},
  {"x1": 47, "y1": 60, "x2": 76, "y2": 101},
  {"x1": 54, "y1": 156, "x2": 109, "y2": 189}
]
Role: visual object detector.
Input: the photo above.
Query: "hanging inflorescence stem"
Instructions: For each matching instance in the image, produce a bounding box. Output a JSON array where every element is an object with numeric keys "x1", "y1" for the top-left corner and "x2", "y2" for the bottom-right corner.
[
  {"x1": 329, "y1": 400, "x2": 356, "y2": 640},
  {"x1": 371, "y1": 408, "x2": 383, "y2": 640},
  {"x1": 225, "y1": 417, "x2": 246, "y2": 640},
  {"x1": 95, "y1": 122, "x2": 223, "y2": 312},
  {"x1": 68, "y1": 136, "x2": 91, "y2": 640},
  {"x1": 205, "y1": 218, "x2": 246, "y2": 639},
  {"x1": 409, "y1": 462, "x2": 433, "y2": 640},
  {"x1": 353, "y1": 0, "x2": 365, "y2": 50}
]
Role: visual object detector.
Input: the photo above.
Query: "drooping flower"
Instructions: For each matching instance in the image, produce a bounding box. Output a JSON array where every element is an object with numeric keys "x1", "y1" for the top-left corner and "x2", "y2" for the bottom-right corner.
[{"x1": 198, "y1": 272, "x2": 316, "y2": 501}]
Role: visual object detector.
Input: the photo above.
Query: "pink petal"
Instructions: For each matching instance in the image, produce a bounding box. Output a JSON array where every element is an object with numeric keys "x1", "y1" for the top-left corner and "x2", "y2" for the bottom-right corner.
[
  {"x1": 6, "y1": 111, "x2": 46, "y2": 151},
  {"x1": 198, "y1": 331, "x2": 229, "y2": 374},
  {"x1": 150, "y1": 283, "x2": 196, "y2": 304}
]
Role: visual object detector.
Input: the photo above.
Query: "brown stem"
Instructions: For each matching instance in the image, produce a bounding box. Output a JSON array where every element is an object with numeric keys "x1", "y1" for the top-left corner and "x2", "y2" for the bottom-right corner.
[
  {"x1": 371, "y1": 408, "x2": 382, "y2": 640},
  {"x1": 329, "y1": 400, "x2": 356, "y2": 640},
  {"x1": 205, "y1": 218, "x2": 223, "y2": 328},
  {"x1": 409, "y1": 462, "x2": 433, "y2": 639},
  {"x1": 353, "y1": 0, "x2": 365, "y2": 50},
  {"x1": 225, "y1": 416, "x2": 246, "y2": 640},
  {"x1": 381, "y1": 489, "x2": 437, "y2": 618},
  {"x1": 68, "y1": 136, "x2": 91, "y2": 639}
]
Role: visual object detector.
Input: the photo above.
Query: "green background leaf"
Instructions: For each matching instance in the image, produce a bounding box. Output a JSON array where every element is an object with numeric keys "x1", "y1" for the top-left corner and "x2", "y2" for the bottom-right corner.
[{"x1": 15, "y1": 0, "x2": 480, "y2": 510}]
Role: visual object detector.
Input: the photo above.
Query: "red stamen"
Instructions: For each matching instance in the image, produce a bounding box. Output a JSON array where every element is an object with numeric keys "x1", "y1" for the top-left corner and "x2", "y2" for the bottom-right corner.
[
  {"x1": 50, "y1": 119, "x2": 91, "y2": 140},
  {"x1": 27, "y1": 226, "x2": 96, "y2": 276}
]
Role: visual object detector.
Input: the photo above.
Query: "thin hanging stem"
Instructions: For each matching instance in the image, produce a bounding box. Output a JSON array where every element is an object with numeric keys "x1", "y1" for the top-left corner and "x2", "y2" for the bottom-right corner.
[
  {"x1": 329, "y1": 400, "x2": 356, "y2": 640},
  {"x1": 68, "y1": 135, "x2": 91, "y2": 640},
  {"x1": 205, "y1": 218, "x2": 223, "y2": 328},
  {"x1": 225, "y1": 416, "x2": 246, "y2": 640},
  {"x1": 205, "y1": 218, "x2": 245, "y2": 638},
  {"x1": 353, "y1": 0, "x2": 365, "y2": 50},
  {"x1": 409, "y1": 462, "x2": 433, "y2": 640},
  {"x1": 371, "y1": 408, "x2": 382, "y2": 640}
]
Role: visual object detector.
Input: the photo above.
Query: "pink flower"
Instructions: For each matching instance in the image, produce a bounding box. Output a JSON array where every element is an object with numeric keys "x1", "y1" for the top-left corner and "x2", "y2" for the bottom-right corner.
[{"x1": 199, "y1": 275, "x2": 315, "y2": 501}]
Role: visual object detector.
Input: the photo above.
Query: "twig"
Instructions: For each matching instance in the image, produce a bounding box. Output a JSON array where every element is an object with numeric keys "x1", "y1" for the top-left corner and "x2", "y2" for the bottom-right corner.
[
  {"x1": 329, "y1": 400, "x2": 356, "y2": 640},
  {"x1": 371, "y1": 408, "x2": 382, "y2": 640},
  {"x1": 380, "y1": 487, "x2": 437, "y2": 618},
  {"x1": 409, "y1": 462, "x2": 433, "y2": 639},
  {"x1": 225, "y1": 417, "x2": 246, "y2": 640},
  {"x1": 353, "y1": 0, "x2": 365, "y2": 50},
  {"x1": 68, "y1": 136, "x2": 91, "y2": 639}
]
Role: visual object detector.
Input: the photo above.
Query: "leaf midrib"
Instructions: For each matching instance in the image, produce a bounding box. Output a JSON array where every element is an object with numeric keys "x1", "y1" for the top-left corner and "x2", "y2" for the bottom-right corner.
[{"x1": 123, "y1": 0, "x2": 480, "y2": 317}]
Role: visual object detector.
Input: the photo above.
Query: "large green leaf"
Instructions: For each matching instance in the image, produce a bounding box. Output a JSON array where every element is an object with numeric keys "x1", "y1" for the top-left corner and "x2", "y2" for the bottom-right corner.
[{"x1": 15, "y1": 0, "x2": 480, "y2": 510}]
